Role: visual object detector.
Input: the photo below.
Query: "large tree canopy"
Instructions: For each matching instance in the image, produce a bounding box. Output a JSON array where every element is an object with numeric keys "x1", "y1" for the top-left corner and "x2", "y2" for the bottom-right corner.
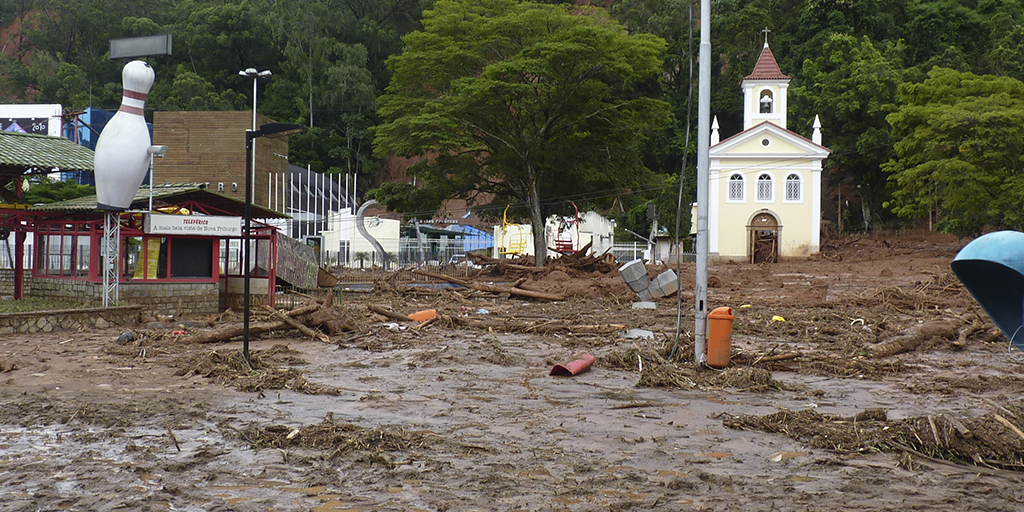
[
  {"x1": 794, "y1": 34, "x2": 915, "y2": 230},
  {"x1": 370, "y1": 0, "x2": 671, "y2": 265},
  {"x1": 883, "y1": 68, "x2": 1024, "y2": 236}
]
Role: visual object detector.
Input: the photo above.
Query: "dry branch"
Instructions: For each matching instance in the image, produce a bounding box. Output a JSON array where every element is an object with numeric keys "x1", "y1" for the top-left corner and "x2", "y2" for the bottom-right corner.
[
  {"x1": 368, "y1": 304, "x2": 413, "y2": 322},
  {"x1": 754, "y1": 351, "x2": 803, "y2": 364},
  {"x1": 412, "y1": 268, "x2": 564, "y2": 301},
  {"x1": 443, "y1": 314, "x2": 622, "y2": 334},
  {"x1": 263, "y1": 305, "x2": 329, "y2": 343},
  {"x1": 993, "y1": 414, "x2": 1024, "y2": 443}
]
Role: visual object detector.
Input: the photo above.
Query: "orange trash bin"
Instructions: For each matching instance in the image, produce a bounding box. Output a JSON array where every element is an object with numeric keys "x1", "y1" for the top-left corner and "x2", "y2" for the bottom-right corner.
[{"x1": 706, "y1": 306, "x2": 736, "y2": 368}]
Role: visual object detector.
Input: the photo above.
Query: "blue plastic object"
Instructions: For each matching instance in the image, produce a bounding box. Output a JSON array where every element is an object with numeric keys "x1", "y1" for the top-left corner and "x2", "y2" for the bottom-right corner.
[{"x1": 950, "y1": 231, "x2": 1024, "y2": 350}]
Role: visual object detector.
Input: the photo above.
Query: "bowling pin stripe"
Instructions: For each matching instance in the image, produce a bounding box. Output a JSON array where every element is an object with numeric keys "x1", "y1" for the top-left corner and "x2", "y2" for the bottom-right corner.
[
  {"x1": 120, "y1": 88, "x2": 148, "y2": 116},
  {"x1": 119, "y1": 104, "x2": 145, "y2": 116}
]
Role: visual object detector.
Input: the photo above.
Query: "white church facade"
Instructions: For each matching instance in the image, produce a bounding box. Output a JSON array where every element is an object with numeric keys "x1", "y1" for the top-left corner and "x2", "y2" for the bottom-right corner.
[{"x1": 708, "y1": 41, "x2": 831, "y2": 262}]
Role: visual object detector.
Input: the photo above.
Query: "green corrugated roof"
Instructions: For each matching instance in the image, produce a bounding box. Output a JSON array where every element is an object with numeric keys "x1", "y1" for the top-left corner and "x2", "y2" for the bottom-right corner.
[
  {"x1": 0, "y1": 131, "x2": 95, "y2": 173},
  {"x1": 30, "y1": 183, "x2": 289, "y2": 219}
]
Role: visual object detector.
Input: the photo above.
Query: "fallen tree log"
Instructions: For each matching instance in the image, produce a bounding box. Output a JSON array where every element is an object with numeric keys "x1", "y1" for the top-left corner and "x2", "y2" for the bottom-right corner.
[
  {"x1": 178, "y1": 300, "x2": 351, "y2": 344},
  {"x1": 510, "y1": 287, "x2": 565, "y2": 301},
  {"x1": 867, "y1": 318, "x2": 964, "y2": 358},
  {"x1": 302, "y1": 307, "x2": 353, "y2": 335},
  {"x1": 178, "y1": 320, "x2": 291, "y2": 344}
]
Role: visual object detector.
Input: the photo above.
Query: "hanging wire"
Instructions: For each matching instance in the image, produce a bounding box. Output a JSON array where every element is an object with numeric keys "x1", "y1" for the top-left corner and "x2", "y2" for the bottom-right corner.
[
  {"x1": 670, "y1": 0, "x2": 696, "y2": 362},
  {"x1": 1008, "y1": 325, "x2": 1024, "y2": 363}
]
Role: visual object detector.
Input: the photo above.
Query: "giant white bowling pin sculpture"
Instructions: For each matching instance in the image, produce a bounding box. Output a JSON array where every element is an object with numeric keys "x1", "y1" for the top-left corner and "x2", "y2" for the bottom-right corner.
[{"x1": 94, "y1": 60, "x2": 156, "y2": 211}]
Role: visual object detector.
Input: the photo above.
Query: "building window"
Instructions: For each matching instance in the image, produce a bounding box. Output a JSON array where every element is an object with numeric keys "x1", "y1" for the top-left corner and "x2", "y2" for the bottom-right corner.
[
  {"x1": 785, "y1": 173, "x2": 802, "y2": 202},
  {"x1": 756, "y1": 173, "x2": 773, "y2": 201},
  {"x1": 728, "y1": 174, "x2": 745, "y2": 201},
  {"x1": 129, "y1": 236, "x2": 215, "y2": 279},
  {"x1": 759, "y1": 90, "x2": 773, "y2": 114},
  {"x1": 34, "y1": 222, "x2": 90, "y2": 278}
]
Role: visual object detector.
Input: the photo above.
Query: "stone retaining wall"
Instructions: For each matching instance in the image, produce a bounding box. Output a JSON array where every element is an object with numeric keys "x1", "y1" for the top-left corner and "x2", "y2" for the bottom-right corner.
[
  {"x1": 29, "y1": 278, "x2": 219, "y2": 316},
  {"x1": 0, "y1": 305, "x2": 141, "y2": 335},
  {"x1": 0, "y1": 269, "x2": 32, "y2": 296}
]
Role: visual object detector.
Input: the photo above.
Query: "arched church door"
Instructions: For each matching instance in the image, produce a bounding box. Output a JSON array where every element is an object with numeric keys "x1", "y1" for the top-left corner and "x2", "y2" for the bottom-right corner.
[{"x1": 749, "y1": 213, "x2": 779, "y2": 263}]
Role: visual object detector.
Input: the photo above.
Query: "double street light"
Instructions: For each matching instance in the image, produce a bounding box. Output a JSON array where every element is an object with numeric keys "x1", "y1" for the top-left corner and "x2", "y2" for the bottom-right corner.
[
  {"x1": 243, "y1": 122, "x2": 306, "y2": 366},
  {"x1": 239, "y1": 68, "x2": 272, "y2": 204}
]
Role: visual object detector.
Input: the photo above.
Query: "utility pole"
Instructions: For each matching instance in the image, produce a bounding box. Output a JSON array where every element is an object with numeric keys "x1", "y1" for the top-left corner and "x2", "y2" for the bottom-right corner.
[{"x1": 694, "y1": 0, "x2": 711, "y2": 365}]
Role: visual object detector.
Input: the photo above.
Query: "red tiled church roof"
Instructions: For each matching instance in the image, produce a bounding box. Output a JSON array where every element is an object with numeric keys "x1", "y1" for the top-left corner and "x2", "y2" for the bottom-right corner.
[{"x1": 743, "y1": 44, "x2": 790, "y2": 81}]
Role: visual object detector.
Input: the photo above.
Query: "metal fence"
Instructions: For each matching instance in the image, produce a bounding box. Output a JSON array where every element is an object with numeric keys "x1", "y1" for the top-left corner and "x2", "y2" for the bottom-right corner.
[
  {"x1": 609, "y1": 239, "x2": 696, "y2": 264},
  {"x1": 0, "y1": 241, "x2": 32, "y2": 269},
  {"x1": 609, "y1": 242, "x2": 648, "y2": 263}
]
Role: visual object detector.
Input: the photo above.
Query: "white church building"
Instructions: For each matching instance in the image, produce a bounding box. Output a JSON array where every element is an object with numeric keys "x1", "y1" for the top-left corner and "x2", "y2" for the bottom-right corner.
[{"x1": 708, "y1": 40, "x2": 831, "y2": 262}]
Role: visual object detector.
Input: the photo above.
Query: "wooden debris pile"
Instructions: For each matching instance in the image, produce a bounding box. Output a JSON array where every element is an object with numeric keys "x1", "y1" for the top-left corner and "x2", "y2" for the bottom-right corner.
[
  {"x1": 365, "y1": 303, "x2": 626, "y2": 335},
  {"x1": 470, "y1": 241, "x2": 620, "y2": 277},
  {"x1": 177, "y1": 292, "x2": 354, "y2": 345}
]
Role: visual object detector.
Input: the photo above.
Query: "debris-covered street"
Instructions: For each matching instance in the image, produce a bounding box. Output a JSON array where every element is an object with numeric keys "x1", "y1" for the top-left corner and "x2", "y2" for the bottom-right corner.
[{"x1": 3, "y1": 231, "x2": 1024, "y2": 511}]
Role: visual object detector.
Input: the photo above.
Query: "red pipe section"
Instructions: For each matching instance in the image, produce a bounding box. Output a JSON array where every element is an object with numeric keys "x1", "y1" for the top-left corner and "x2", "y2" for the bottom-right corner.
[{"x1": 549, "y1": 353, "x2": 595, "y2": 377}]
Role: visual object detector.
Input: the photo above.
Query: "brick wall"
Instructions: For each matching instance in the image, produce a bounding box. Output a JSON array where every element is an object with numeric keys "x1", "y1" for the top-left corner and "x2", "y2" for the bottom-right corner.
[{"x1": 152, "y1": 111, "x2": 290, "y2": 209}]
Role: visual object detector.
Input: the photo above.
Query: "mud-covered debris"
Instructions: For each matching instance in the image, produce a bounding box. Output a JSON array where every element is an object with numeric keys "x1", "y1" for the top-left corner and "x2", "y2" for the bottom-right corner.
[
  {"x1": 602, "y1": 346, "x2": 787, "y2": 392},
  {"x1": 173, "y1": 345, "x2": 336, "y2": 395},
  {"x1": 242, "y1": 418, "x2": 435, "y2": 455},
  {"x1": 721, "y1": 405, "x2": 1024, "y2": 470}
]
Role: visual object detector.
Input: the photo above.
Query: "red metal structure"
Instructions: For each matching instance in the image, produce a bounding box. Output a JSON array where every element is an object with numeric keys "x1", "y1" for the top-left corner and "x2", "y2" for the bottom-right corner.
[{"x1": 555, "y1": 202, "x2": 579, "y2": 254}]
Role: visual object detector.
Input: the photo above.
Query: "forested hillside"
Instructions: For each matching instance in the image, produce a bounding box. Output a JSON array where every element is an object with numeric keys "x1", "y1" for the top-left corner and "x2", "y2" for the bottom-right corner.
[{"x1": 2, "y1": 0, "x2": 1023, "y2": 236}]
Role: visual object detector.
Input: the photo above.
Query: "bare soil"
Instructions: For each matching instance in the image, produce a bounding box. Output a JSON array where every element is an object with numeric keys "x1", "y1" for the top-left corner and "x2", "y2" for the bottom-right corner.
[{"x1": 3, "y1": 230, "x2": 1024, "y2": 511}]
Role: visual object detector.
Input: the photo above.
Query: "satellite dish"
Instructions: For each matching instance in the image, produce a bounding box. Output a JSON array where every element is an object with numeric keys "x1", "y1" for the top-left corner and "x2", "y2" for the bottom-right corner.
[{"x1": 951, "y1": 231, "x2": 1024, "y2": 349}]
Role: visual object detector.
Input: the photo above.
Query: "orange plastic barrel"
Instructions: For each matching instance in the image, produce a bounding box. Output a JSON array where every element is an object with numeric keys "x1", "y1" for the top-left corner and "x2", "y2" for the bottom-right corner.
[
  {"x1": 706, "y1": 306, "x2": 736, "y2": 368},
  {"x1": 408, "y1": 309, "x2": 438, "y2": 322}
]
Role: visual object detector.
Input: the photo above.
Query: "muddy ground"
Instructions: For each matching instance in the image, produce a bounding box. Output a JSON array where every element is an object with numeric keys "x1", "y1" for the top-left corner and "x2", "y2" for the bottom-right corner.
[{"x1": 3, "y1": 230, "x2": 1024, "y2": 511}]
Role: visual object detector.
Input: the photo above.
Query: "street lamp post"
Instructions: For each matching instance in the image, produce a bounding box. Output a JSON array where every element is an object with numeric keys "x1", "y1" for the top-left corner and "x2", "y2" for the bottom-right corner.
[
  {"x1": 239, "y1": 68, "x2": 272, "y2": 204},
  {"x1": 147, "y1": 145, "x2": 167, "y2": 212},
  {"x1": 243, "y1": 122, "x2": 307, "y2": 366}
]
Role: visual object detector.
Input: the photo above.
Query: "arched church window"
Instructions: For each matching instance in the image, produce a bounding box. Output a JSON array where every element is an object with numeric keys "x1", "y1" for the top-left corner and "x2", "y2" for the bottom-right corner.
[
  {"x1": 757, "y1": 173, "x2": 773, "y2": 201},
  {"x1": 759, "y1": 90, "x2": 773, "y2": 114},
  {"x1": 785, "y1": 173, "x2": 801, "y2": 201},
  {"x1": 728, "y1": 174, "x2": 744, "y2": 201}
]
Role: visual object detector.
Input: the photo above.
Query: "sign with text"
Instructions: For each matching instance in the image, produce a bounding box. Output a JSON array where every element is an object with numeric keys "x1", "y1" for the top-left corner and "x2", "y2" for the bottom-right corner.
[{"x1": 145, "y1": 214, "x2": 242, "y2": 236}]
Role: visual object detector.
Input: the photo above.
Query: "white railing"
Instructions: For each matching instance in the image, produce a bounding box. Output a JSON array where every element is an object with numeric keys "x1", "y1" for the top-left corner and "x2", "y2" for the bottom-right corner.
[{"x1": 0, "y1": 242, "x2": 33, "y2": 269}]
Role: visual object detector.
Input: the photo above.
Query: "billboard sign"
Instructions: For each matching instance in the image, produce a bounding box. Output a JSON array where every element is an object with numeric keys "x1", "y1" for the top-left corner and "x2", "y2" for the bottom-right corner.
[{"x1": 145, "y1": 214, "x2": 242, "y2": 236}]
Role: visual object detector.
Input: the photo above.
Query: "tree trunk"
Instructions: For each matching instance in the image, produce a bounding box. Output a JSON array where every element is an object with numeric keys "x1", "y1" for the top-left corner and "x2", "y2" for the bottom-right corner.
[{"x1": 526, "y1": 164, "x2": 546, "y2": 268}]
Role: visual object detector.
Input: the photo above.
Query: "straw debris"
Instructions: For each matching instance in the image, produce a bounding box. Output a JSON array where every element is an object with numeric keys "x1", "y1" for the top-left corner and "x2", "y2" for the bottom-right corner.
[
  {"x1": 722, "y1": 405, "x2": 1024, "y2": 470},
  {"x1": 174, "y1": 345, "x2": 338, "y2": 395}
]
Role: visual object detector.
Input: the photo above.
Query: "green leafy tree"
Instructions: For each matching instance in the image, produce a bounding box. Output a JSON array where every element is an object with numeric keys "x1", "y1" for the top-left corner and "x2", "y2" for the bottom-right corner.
[
  {"x1": 883, "y1": 68, "x2": 1024, "y2": 236},
  {"x1": 608, "y1": 0, "x2": 696, "y2": 239},
  {"x1": 371, "y1": 0, "x2": 671, "y2": 266},
  {"x1": 18, "y1": 176, "x2": 95, "y2": 204},
  {"x1": 259, "y1": 0, "x2": 378, "y2": 179},
  {"x1": 148, "y1": 65, "x2": 241, "y2": 111},
  {"x1": 793, "y1": 34, "x2": 916, "y2": 230}
]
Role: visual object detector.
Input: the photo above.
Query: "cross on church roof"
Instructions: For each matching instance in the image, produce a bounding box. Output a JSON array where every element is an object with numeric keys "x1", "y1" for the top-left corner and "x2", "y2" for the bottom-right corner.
[{"x1": 762, "y1": 27, "x2": 770, "y2": 47}]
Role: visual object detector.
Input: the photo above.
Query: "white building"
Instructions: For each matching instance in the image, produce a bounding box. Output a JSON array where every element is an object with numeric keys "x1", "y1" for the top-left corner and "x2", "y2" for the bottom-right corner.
[
  {"x1": 707, "y1": 41, "x2": 831, "y2": 262},
  {"x1": 494, "y1": 210, "x2": 615, "y2": 259}
]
